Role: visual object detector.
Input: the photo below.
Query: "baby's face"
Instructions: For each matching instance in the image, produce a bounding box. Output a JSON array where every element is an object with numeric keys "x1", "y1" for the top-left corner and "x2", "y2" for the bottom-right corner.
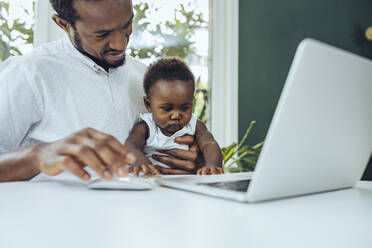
[{"x1": 146, "y1": 80, "x2": 194, "y2": 136}]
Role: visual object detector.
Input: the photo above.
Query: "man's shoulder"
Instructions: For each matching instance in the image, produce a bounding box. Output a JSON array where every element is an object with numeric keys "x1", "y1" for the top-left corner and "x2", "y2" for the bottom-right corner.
[
  {"x1": 125, "y1": 55, "x2": 148, "y2": 74},
  {"x1": 1, "y1": 39, "x2": 67, "y2": 72}
]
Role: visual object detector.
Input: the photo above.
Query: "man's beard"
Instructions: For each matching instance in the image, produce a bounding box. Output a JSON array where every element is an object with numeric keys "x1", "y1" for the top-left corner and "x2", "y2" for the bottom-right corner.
[{"x1": 73, "y1": 30, "x2": 126, "y2": 71}]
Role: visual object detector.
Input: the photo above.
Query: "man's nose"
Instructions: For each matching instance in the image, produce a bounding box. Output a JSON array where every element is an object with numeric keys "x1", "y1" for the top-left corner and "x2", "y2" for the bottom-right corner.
[{"x1": 109, "y1": 30, "x2": 129, "y2": 51}]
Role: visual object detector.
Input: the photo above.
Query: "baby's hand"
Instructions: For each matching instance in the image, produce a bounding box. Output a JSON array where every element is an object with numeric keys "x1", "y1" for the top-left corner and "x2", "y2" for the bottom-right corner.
[
  {"x1": 128, "y1": 164, "x2": 161, "y2": 178},
  {"x1": 196, "y1": 165, "x2": 224, "y2": 175}
]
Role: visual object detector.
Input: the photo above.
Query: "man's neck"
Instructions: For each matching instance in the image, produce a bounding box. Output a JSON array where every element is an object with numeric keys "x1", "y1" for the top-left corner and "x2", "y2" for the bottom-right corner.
[{"x1": 76, "y1": 48, "x2": 111, "y2": 73}]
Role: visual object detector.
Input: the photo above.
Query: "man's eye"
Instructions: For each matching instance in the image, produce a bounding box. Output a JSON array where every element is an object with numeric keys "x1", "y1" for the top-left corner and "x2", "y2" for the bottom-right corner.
[
  {"x1": 122, "y1": 21, "x2": 133, "y2": 30},
  {"x1": 96, "y1": 33, "x2": 109, "y2": 39},
  {"x1": 161, "y1": 107, "x2": 172, "y2": 112}
]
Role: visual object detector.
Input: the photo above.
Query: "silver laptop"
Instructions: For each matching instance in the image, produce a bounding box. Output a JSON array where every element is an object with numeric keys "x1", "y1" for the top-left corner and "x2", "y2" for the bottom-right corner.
[{"x1": 155, "y1": 38, "x2": 372, "y2": 202}]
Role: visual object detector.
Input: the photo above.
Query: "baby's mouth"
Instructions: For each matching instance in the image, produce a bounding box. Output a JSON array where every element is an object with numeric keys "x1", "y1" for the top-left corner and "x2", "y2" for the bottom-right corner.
[{"x1": 167, "y1": 123, "x2": 182, "y2": 131}]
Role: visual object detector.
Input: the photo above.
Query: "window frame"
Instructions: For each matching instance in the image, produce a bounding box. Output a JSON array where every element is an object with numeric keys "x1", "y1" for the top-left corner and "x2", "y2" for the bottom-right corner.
[{"x1": 210, "y1": 0, "x2": 239, "y2": 147}]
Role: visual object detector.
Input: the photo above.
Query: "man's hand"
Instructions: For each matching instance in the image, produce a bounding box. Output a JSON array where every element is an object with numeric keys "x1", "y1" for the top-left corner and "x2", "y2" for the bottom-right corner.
[
  {"x1": 152, "y1": 135, "x2": 204, "y2": 175},
  {"x1": 34, "y1": 128, "x2": 135, "y2": 181}
]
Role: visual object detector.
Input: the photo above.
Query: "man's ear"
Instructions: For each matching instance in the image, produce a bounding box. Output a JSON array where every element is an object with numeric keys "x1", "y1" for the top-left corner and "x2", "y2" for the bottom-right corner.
[
  {"x1": 52, "y1": 14, "x2": 71, "y2": 32},
  {"x1": 143, "y1": 96, "x2": 152, "y2": 113}
]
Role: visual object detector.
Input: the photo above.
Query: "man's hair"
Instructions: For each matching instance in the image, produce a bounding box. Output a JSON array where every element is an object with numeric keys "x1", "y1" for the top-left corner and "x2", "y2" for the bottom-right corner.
[
  {"x1": 50, "y1": 0, "x2": 100, "y2": 27},
  {"x1": 143, "y1": 57, "x2": 195, "y2": 96}
]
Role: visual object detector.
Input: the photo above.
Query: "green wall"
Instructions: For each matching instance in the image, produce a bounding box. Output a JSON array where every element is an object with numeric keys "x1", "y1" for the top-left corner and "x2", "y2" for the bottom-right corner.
[{"x1": 238, "y1": 0, "x2": 372, "y2": 179}]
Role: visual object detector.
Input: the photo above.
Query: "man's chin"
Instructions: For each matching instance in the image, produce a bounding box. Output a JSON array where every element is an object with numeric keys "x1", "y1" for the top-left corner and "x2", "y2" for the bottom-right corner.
[{"x1": 105, "y1": 57, "x2": 126, "y2": 69}]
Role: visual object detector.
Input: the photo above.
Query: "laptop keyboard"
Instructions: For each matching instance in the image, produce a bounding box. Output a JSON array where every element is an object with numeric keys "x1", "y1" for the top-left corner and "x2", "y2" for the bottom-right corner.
[{"x1": 197, "y1": 179, "x2": 251, "y2": 192}]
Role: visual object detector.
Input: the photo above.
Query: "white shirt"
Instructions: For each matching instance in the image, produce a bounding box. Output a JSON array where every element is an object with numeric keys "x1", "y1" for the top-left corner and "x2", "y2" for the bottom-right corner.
[
  {"x1": 0, "y1": 35, "x2": 147, "y2": 154},
  {"x1": 140, "y1": 113, "x2": 197, "y2": 168}
]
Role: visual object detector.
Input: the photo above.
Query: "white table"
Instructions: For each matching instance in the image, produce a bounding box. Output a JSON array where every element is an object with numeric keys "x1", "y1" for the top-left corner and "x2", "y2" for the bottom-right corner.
[{"x1": 1, "y1": 178, "x2": 372, "y2": 248}]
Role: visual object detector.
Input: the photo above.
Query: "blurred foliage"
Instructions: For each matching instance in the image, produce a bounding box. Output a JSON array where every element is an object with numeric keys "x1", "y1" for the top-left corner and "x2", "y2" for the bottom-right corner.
[
  {"x1": 0, "y1": 1, "x2": 34, "y2": 62},
  {"x1": 193, "y1": 76, "x2": 208, "y2": 123},
  {"x1": 222, "y1": 121, "x2": 264, "y2": 173},
  {"x1": 130, "y1": 2, "x2": 207, "y2": 59}
]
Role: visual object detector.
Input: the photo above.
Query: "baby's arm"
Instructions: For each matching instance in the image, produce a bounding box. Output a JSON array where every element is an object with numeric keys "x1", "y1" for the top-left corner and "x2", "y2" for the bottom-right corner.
[
  {"x1": 125, "y1": 121, "x2": 160, "y2": 177},
  {"x1": 194, "y1": 120, "x2": 224, "y2": 175}
]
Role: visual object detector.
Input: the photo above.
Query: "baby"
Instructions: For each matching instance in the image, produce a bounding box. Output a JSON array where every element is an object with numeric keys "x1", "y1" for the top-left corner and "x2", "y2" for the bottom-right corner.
[{"x1": 125, "y1": 57, "x2": 223, "y2": 177}]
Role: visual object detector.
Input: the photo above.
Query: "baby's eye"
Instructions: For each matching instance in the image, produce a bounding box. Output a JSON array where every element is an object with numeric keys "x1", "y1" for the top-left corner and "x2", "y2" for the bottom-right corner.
[
  {"x1": 161, "y1": 107, "x2": 172, "y2": 112},
  {"x1": 181, "y1": 106, "x2": 191, "y2": 112}
]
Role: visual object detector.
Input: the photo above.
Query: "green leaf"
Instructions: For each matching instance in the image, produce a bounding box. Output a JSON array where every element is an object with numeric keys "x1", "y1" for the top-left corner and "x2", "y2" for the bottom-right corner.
[
  {"x1": 236, "y1": 120, "x2": 256, "y2": 150},
  {"x1": 252, "y1": 141, "x2": 264, "y2": 150},
  {"x1": 225, "y1": 150, "x2": 252, "y2": 169},
  {"x1": 222, "y1": 143, "x2": 238, "y2": 163}
]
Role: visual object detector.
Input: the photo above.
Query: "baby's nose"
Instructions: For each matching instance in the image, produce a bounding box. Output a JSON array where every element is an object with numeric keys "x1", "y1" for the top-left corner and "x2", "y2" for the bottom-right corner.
[{"x1": 170, "y1": 111, "x2": 181, "y2": 119}]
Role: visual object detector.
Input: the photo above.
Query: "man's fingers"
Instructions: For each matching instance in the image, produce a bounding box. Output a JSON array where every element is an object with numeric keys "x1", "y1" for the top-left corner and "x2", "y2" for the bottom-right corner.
[
  {"x1": 152, "y1": 154, "x2": 195, "y2": 171},
  {"x1": 174, "y1": 135, "x2": 194, "y2": 145},
  {"x1": 85, "y1": 128, "x2": 136, "y2": 164},
  {"x1": 62, "y1": 130, "x2": 130, "y2": 179},
  {"x1": 127, "y1": 166, "x2": 134, "y2": 174},
  {"x1": 133, "y1": 165, "x2": 140, "y2": 177},
  {"x1": 116, "y1": 164, "x2": 129, "y2": 177},
  {"x1": 106, "y1": 139, "x2": 136, "y2": 165},
  {"x1": 148, "y1": 165, "x2": 161, "y2": 178},
  {"x1": 217, "y1": 167, "x2": 224, "y2": 174},
  {"x1": 156, "y1": 148, "x2": 197, "y2": 162},
  {"x1": 60, "y1": 156, "x2": 91, "y2": 181},
  {"x1": 154, "y1": 165, "x2": 191, "y2": 175},
  {"x1": 141, "y1": 164, "x2": 149, "y2": 178},
  {"x1": 127, "y1": 165, "x2": 142, "y2": 177},
  {"x1": 173, "y1": 135, "x2": 200, "y2": 152},
  {"x1": 61, "y1": 143, "x2": 112, "y2": 180},
  {"x1": 188, "y1": 143, "x2": 199, "y2": 152}
]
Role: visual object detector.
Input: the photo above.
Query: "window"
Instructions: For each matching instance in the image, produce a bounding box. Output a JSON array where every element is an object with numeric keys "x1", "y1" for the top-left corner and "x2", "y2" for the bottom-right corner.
[
  {"x1": 129, "y1": 0, "x2": 210, "y2": 124},
  {"x1": 0, "y1": 0, "x2": 35, "y2": 61}
]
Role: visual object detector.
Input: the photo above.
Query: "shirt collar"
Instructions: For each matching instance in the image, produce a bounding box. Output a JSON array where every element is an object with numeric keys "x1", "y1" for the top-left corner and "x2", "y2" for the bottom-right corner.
[{"x1": 62, "y1": 34, "x2": 109, "y2": 75}]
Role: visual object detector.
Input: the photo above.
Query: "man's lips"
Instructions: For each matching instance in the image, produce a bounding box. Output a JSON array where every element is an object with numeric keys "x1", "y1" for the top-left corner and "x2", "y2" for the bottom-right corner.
[{"x1": 104, "y1": 51, "x2": 125, "y2": 60}]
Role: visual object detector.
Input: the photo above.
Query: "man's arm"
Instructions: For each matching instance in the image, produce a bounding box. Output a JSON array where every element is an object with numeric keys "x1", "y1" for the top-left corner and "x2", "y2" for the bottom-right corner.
[
  {"x1": 0, "y1": 128, "x2": 136, "y2": 182},
  {"x1": 0, "y1": 58, "x2": 43, "y2": 182},
  {"x1": 0, "y1": 57, "x2": 139, "y2": 182},
  {"x1": 0, "y1": 146, "x2": 40, "y2": 182}
]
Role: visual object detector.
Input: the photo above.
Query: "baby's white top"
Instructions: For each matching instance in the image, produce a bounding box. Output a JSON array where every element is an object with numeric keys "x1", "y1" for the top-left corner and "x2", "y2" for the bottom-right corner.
[{"x1": 140, "y1": 113, "x2": 198, "y2": 168}]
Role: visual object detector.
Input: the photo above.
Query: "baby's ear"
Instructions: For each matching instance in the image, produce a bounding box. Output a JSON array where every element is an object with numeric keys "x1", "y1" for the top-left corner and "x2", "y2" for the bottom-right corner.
[{"x1": 143, "y1": 96, "x2": 152, "y2": 113}]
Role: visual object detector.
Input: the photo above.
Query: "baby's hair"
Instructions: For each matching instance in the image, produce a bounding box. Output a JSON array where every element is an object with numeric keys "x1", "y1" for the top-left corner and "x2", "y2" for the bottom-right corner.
[{"x1": 143, "y1": 57, "x2": 195, "y2": 96}]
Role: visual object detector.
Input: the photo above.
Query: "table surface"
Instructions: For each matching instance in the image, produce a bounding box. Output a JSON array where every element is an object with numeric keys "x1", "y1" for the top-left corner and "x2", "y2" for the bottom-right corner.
[{"x1": 1, "y1": 177, "x2": 372, "y2": 248}]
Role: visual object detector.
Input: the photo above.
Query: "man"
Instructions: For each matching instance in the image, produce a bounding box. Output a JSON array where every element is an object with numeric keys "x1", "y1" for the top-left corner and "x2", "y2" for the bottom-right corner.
[{"x1": 0, "y1": 0, "x2": 200, "y2": 182}]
